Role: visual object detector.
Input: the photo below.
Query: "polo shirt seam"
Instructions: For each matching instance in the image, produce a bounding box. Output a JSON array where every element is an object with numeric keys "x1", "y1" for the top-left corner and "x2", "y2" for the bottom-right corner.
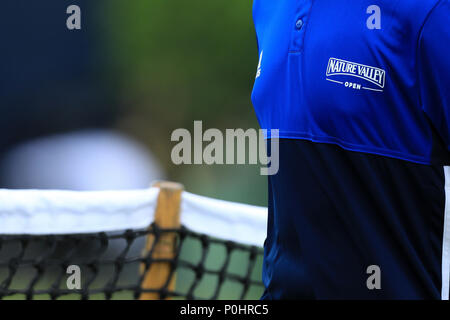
[{"x1": 414, "y1": 0, "x2": 445, "y2": 110}]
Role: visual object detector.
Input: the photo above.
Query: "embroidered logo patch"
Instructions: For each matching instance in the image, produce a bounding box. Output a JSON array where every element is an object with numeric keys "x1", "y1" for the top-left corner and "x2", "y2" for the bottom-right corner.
[{"x1": 326, "y1": 57, "x2": 386, "y2": 92}]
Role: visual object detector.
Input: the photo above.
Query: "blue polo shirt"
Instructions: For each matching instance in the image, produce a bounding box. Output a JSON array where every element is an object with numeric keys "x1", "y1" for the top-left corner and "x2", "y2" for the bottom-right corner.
[
  {"x1": 252, "y1": 0, "x2": 450, "y2": 299},
  {"x1": 252, "y1": 0, "x2": 450, "y2": 165}
]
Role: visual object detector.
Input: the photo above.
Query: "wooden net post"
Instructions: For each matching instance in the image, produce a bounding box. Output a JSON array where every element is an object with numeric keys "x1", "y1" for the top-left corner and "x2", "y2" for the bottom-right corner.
[{"x1": 139, "y1": 181, "x2": 184, "y2": 300}]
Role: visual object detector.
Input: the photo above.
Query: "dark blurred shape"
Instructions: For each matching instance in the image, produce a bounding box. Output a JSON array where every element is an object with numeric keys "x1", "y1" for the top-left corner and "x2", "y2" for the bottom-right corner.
[{"x1": 0, "y1": 0, "x2": 120, "y2": 155}]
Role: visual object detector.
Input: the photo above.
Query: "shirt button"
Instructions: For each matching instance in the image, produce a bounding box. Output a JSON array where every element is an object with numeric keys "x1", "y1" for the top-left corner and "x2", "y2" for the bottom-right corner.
[{"x1": 295, "y1": 19, "x2": 303, "y2": 30}]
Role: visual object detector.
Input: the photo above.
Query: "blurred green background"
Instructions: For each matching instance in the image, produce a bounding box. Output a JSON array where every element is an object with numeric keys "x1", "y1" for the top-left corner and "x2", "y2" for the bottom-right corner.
[
  {"x1": 1, "y1": 0, "x2": 266, "y2": 206},
  {"x1": 103, "y1": 0, "x2": 267, "y2": 206}
]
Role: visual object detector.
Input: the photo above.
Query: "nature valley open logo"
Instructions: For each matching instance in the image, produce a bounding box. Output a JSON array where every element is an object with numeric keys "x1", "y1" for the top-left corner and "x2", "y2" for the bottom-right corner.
[{"x1": 326, "y1": 58, "x2": 386, "y2": 92}]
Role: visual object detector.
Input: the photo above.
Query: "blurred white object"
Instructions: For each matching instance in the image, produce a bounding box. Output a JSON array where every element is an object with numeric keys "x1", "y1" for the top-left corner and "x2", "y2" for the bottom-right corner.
[{"x1": 0, "y1": 130, "x2": 163, "y2": 190}]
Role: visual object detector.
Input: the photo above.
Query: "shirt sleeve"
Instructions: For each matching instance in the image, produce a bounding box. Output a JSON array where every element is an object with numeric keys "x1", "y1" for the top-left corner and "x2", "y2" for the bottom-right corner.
[{"x1": 418, "y1": 0, "x2": 450, "y2": 150}]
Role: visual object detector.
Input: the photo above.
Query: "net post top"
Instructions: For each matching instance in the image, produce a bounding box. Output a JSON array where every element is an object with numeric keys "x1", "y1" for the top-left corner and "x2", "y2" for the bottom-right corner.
[{"x1": 152, "y1": 181, "x2": 184, "y2": 192}]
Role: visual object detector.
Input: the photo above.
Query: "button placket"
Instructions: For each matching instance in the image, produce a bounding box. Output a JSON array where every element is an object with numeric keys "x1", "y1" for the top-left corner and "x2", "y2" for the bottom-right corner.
[{"x1": 289, "y1": 0, "x2": 313, "y2": 53}]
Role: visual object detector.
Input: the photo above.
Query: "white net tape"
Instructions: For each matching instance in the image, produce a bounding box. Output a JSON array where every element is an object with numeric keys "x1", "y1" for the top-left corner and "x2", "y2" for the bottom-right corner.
[{"x1": 0, "y1": 188, "x2": 267, "y2": 247}]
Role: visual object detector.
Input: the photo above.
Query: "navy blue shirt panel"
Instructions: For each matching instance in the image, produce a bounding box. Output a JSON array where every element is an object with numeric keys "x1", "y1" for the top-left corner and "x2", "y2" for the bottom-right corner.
[{"x1": 263, "y1": 140, "x2": 445, "y2": 299}]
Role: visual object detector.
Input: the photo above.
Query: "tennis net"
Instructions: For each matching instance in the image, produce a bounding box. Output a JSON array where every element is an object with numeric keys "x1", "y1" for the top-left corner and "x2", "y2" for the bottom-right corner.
[{"x1": 0, "y1": 182, "x2": 267, "y2": 300}]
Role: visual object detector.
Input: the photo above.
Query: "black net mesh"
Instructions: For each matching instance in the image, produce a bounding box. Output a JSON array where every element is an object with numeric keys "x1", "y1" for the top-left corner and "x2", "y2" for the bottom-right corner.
[{"x1": 0, "y1": 224, "x2": 264, "y2": 300}]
